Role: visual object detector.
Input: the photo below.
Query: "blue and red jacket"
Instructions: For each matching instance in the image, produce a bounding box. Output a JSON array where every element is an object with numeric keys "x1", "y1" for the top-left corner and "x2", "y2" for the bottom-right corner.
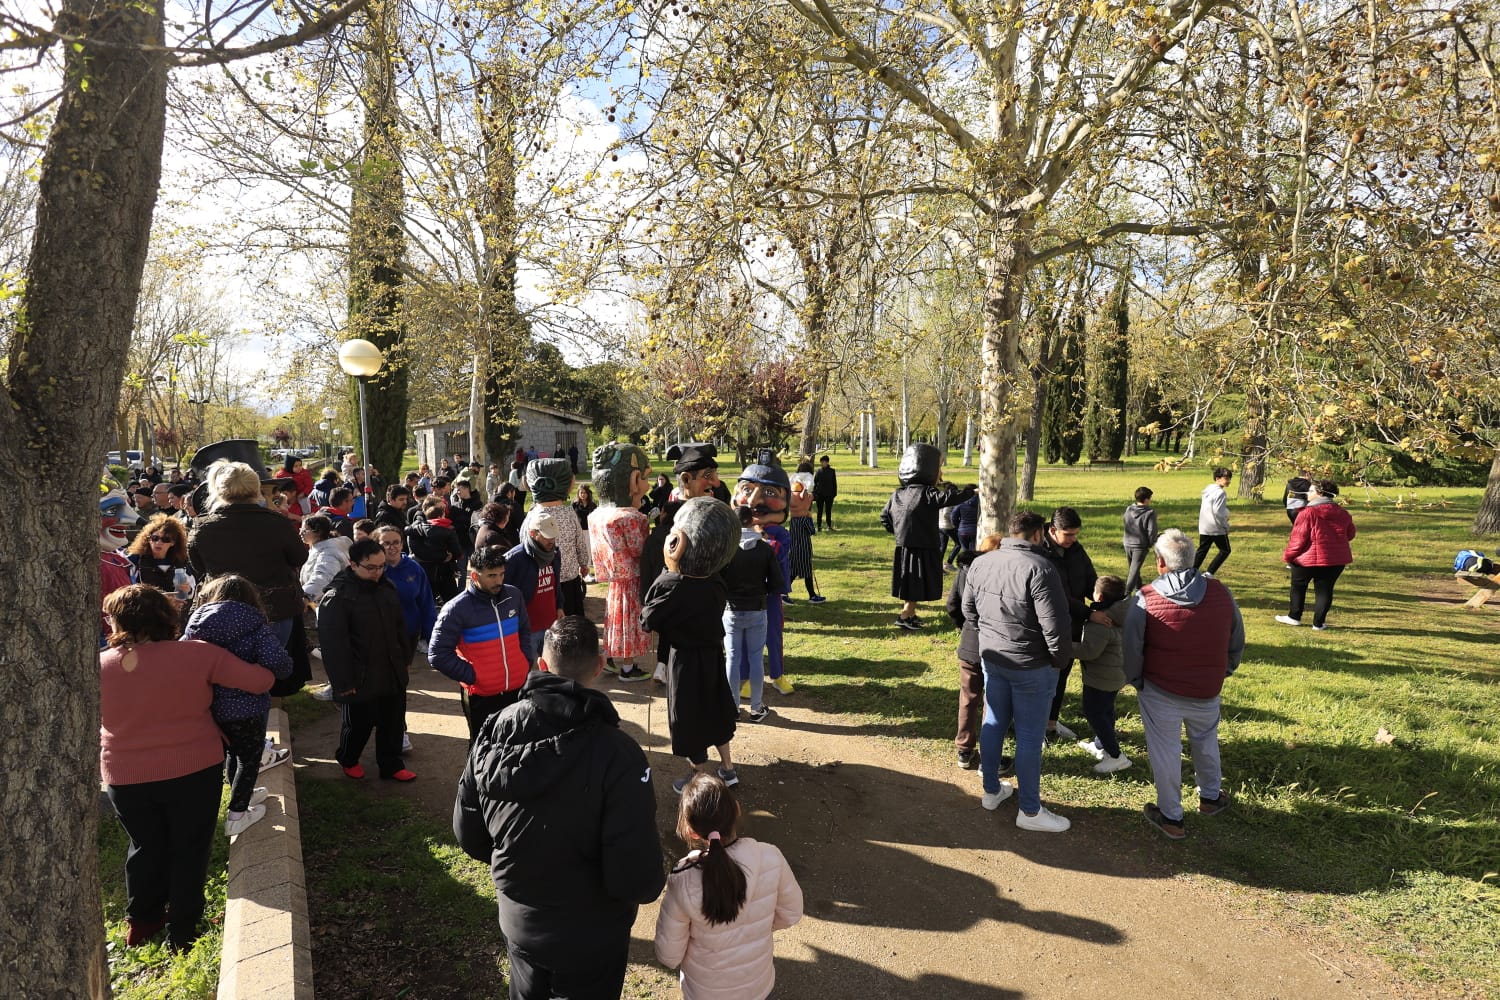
[{"x1": 430, "y1": 582, "x2": 534, "y2": 696}]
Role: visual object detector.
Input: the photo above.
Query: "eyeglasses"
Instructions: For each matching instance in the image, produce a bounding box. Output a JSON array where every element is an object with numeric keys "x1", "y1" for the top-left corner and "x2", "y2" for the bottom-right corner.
[
  {"x1": 379, "y1": 540, "x2": 403, "y2": 549},
  {"x1": 355, "y1": 562, "x2": 385, "y2": 572}
]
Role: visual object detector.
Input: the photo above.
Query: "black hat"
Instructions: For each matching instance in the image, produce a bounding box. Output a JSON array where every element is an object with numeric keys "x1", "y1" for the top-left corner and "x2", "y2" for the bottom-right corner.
[
  {"x1": 190, "y1": 439, "x2": 269, "y2": 476},
  {"x1": 168, "y1": 483, "x2": 194, "y2": 497},
  {"x1": 672, "y1": 445, "x2": 719, "y2": 476},
  {"x1": 666, "y1": 441, "x2": 716, "y2": 462}
]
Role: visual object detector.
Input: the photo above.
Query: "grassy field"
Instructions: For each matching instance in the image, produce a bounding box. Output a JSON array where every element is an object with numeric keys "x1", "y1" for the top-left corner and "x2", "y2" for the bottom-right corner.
[{"x1": 785, "y1": 450, "x2": 1499, "y2": 992}]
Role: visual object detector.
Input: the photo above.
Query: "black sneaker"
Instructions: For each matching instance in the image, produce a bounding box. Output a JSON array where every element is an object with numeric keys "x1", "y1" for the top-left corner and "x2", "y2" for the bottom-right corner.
[
  {"x1": 746, "y1": 706, "x2": 771, "y2": 723},
  {"x1": 957, "y1": 749, "x2": 979, "y2": 770},
  {"x1": 617, "y1": 664, "x2": 649, "y2": 682},
  {"x1": 717, "y1": 767, "x2": 739, "y2": 787}
]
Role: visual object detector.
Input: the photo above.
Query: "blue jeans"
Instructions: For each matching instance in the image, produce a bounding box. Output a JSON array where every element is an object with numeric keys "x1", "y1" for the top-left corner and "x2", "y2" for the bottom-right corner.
[
  {"x1": 723, "y1": 607, "x2": 768, "y2": 711},
  {"x1": 980, "y1": 663, "x2": 1058, "y2": 815}
]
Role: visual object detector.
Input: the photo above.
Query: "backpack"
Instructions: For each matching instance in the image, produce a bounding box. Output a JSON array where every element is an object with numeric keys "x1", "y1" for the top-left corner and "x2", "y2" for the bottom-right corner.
[{"x1": 1455, "y1": 549, "x2": 1497, "y2": 575}]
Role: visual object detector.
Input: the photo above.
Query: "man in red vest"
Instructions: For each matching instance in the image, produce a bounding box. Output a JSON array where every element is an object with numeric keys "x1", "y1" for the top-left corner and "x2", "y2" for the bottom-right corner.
[{"x1": 1123, "y1": 528, "x2": 1245, "y2": 840}]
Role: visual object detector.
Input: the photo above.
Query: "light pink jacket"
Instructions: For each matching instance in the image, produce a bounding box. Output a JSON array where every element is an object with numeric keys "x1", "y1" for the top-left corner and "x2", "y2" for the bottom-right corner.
[{"x1": 654, "y1": 838, "x2": 803, "y2": 1000}]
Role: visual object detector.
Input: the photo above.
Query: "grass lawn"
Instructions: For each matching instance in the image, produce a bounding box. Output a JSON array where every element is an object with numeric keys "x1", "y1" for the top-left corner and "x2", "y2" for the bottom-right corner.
[{"x1": 787, "y1": 450, "x2": 1499, "y2": 992}]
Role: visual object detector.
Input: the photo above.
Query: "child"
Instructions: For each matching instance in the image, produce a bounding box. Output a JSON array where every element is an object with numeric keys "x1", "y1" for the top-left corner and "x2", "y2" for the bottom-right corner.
[
  {"x1": 880, "y1": 443, "x2": 975, "y2": 629},
  {"x1": 1072, "y1": 575, "x2": 1131, "y2": 774},
  {"x1": 721, "y1": 505, "x2": 784, "y2": 723},
  {"x1": 655, "y1": 774, "x2": 803, "y2": 1000},
  {"x1": 1122, "y1": 487, "x2": 1158, "y2": 593},
  {"x1": 1195, "y1": 467, "x2": 1233, "y2": 576},
  {"x1": 181, "y1": 574, "x2": 293, "y2": 836}
]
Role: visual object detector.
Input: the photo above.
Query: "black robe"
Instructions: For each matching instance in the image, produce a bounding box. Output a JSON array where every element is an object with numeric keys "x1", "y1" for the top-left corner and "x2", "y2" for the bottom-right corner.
[{"x1": 640, "y1": 571, "x2": 735, "y2": 762}]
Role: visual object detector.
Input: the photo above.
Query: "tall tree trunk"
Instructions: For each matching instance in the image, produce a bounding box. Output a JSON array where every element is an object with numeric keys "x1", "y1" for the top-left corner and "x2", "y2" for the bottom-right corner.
[
  {"x1": 1, "y1": 0, "x2": 167, "y2": 992},
  {"x1": 480, "y1": 70, "x2": 524, "y2": 462},
  {"x1": 347, "y1": 0, "x2": 409, "y2": 481},
  {"x1": 1239, "y1": 376, "x2": 1268, "y2": 498},
  {"x1": 1474, "y1": 448, "x2": 1500, "y2": 535},
  {"x1": 1020, "y1": 314, "x2": 1059, "y2": 503},
  {"x1": 978, "y1": 224, "x2": 1032, "y2": 535},
  {"x1": 794, "y1": 250, "x2": 830, "y2": 460}
]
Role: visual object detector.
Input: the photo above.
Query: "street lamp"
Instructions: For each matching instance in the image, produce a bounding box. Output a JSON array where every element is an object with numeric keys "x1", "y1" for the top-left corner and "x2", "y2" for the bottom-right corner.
[
  {"x1": 337, "y1": 339, "x2": 383, "y2": 507},
  {"x1": 321, "y1": 406, "x2": 337, "y2": 463}
]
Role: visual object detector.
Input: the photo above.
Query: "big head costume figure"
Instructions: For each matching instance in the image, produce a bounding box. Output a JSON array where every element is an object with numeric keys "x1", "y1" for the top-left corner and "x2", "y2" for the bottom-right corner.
[
  {"x1": 99, "y1": 483, "x2": 141, "y2": 640},
  {"x1": 525, "y1": 457, "x2": 574, "y2": 503},
  {"x1": 587, "y1": 442, "x2": 654, "y2": 663},
  {"x1": 669, "y1": 444, "x2": 722, "y2": 501},
  {"x1": 663, "y1": 497, "x2": 739, "y2": 578},
  {"x1": 732, "y1": 453, "x2": 791, "y2": 529},
  {"x1": 898, "y1": 442, "x2": 943, "y2": 488}
]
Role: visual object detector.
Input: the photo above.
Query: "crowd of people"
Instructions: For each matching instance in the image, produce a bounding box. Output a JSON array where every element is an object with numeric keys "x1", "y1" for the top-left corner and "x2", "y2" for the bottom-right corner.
[{"x1": 95, "y1": 439, "x2": 1355, "y2": 996}]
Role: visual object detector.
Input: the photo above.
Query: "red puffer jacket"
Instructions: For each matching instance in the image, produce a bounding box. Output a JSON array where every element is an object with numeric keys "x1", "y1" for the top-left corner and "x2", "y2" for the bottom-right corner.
[{"x1": 1283, "y1": 500, "x2": 1356, "y2": 567}]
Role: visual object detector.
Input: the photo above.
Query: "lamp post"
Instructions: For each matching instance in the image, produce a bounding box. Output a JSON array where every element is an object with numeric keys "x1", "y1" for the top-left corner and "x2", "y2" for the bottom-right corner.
[
  {"x1": 337, "y1": 339, "x2": 384, "y2": 510},
  {"x1": 321, "y1": 406, "x2": 337, "y2": 464}
]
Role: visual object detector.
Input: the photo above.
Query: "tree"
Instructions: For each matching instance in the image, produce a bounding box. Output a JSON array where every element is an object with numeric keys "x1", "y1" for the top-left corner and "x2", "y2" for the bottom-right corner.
[
  {"x1": 1084, "y1": 281, "x2": 1130, "y2": 461},
  {"x1": 1042, "y1": 313, "x2": 1085, "y2": 466}
]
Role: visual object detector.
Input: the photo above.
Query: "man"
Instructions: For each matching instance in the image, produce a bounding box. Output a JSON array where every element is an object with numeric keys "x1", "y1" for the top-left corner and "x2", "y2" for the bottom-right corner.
[
  {"x1": 131, "y1": 487, "x2": 157, "y2": 516},
  {"x1": 376, "y1": 525, "x2": 435, "y2": 653},
  {"x1": 150, "y1": 481, "x2": 173, "y2": 514},
  {"x1": 429, "y1": 545, "x2": 534, "y2": 741},
  {"x1": 1039, "y1": 506, "x2": 1109, "y2": 743},
  {"x1": 962, "y1": 510, "x2": 1072, "y2": 833},
  {"x1": 453, "y1": 616, "x2": 665, "y2": 1000},
  {"x1": 1194, "y1": 466, "x2": 1233, "y2": 576},
  {"x1": 1123, "y1": 528, "x2": 1244, "y2": 840},
  {"x1": 505, "y1": 511, "x2": 559, "y2": 660},
  {"x1": 317, "y1": 538, "x2": 416, "y2": 781},
  {"x1": 168, "y1": 482, "x2": 194, "y2": 521},
  {"x1": 485, "y1": 462, "x2": 505, "y2": 500},
  {"x1": 812, "y1": 453, "x2": 838, "y2": 531},
  {"x1": 318, "y1": 486, "x2": 356, "y2": 539},
  {"x1": 566, "y1": 443, "x2": 579, "y2": 474},
  {"x1": 374, "y1": 484, "x2": 412, "y2": 533}
]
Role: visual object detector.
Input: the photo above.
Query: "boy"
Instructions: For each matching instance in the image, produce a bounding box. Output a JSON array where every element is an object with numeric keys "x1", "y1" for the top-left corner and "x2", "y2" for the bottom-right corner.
[
  {"x1": 1194, "y1": 467, "x2": 1233, "y2": 576},
  {"x1": 1122, "y1": 487, "x2": 1158, "y2": 593}
]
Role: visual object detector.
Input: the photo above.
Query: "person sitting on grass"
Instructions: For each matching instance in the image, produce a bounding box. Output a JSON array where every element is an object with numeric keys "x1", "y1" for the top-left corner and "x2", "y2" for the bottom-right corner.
[{"x1": 1122, "y1": 529, "x2": 1244, "y2": 840}]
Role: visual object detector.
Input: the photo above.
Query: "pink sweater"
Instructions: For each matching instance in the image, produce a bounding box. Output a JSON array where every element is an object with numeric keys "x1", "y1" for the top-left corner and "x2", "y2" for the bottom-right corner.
[
  {"x1": 100, "y1": 639, "x2": 275, "y2": 786},
  {"x1": 655, "y1": 838, "x2": 803, "y2": 1000}
]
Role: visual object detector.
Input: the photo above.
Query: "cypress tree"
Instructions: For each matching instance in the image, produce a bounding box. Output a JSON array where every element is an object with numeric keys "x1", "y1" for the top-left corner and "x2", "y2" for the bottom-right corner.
[
  {"x1": 1084, "y1": 282, "x2": 1130, "y2": 461},
  {"x1": 1043, "y1": 312, "x2": 1086, "y2": 464}
]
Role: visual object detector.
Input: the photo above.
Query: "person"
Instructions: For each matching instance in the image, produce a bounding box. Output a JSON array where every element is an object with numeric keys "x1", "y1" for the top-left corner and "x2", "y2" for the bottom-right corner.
[
  {"x1": 485, "y1": 462, "x2": 505, "y2": 499},
  {"x1": 1282, "y1": 472, "x2": 1313, "y2": 524},
  {"x1": 1122, "y1": 486, "x2": 1158, "y2": 594},
  {"x1": 274, "y1": 456, "x2": 315, "y2": 517},
  {"x1": 123, "y1": 512, "x2": 195, "y2": 600},
  {"x1": 508, "y1": 460, "x2": 530, "y2": 519},
  {"x1": 100, "y1": 585, "x2": 275, "y2": 949},
  {"x1": 655, "y1": 773, "x2": 804, "y2": 1000},
  {"x1": 453, "y1": 615, "x2": 665, "y2": 1000},
  {"x1": 641, "y1": 498, "x2": 742, "y2": 793},
  {"x1": 99, "y1": 488, "x2": 142, "y2": 643},
  {"x1": 180, "y1": 575, "x2": 293, "y2": 835},
  {"x1": 812, "y1": 453, "x2": 838, "y2": 531},
  {"x1": 732, "y1": 456, "x2": 796, "y2": 695},
  {"x1": 299, "y1": 513, "x2": 352, "y2": 603},
  {"x1": 505, "y1": 512, "x2": 559, "y2": 660},
  {"x1": 952, "y1": 487, "x2": 980, "y2": 564},
  {"x1": 1194, "y1": 466, "x2": 1233, "y2": 576},
  {"x1": 406, "y1": 496, "x2": 465, "y2": 604},
  {"x1": 429, "y1": 546, "x2": 535, "y2": 741},
  {"x1": 188, "y1": 460, "x2": 308, "y2": 647},
  {"x1": 938, "y1": 497, "x2": 960, "y2": 570},
  {"x1": 721, "y1": 505, "x2": 784, "y2": 723},
  {"x1": 309, "y1": 467, "x2": 340, "y2": 510},
  {"x1": 649, "y1": 472, "x2": 674, "y2": 513},
  {"x1": 641, "y1": 445, "x2": 725, "y2": 682},
  {"x1": 962, "y1": 510, "x2": 1072, "y2": 832},
  {"x1": 946, "y1": 532, "x2": 1002, "y2": 770},
  {"x1": 587, "y1": 441, "x2": 654, "y2": 681},
  {"x1": 1277, "y1": 479, "x2": 1356, "y2": 630},
  {"x1": 1040, "y1": 506, "x2": 1108, "y2": 743},
  {"x1": 316, "y1": 485, "x2": 357, "y2": 540},
  {"x1": 450, "y1": 479, "x2": 481, "y2": 555},
  {"x1": 317, "y1": 538, "x2": 417, "y2": 781},
  {"x1": 1072, "y1": 576, "x2": 1133, "y2": 774},
  {"x1": 524, "y1": 457, "x2": 591, "y2": 617},
  {"x1": 572, "y1": 483, "x2": 597, "y2": 530},
  {"x1": 374, "y1": 484, "x2": 412, "y2": 534},
  {"x1": 375, "y1": 525, "x2": 436, "y2": 651},
  {"x1": 785, "y1": 467, "x2": 825, "y2": 603},
  {"x1": 340, "y1": 450, "x2": 360, "y2": 481},
  {"x1": 881, "y1": 443, "x2": 976, "y2": 630},
  {"x1": 473, "y1": 500, "x2": 519, "y2": 553},
  {"x1": 1123, "y1": 528, "x2": 1245, "y2": 840},
  {"x1": 567, "y1": 443, "x2": 580, "y2": 473}
]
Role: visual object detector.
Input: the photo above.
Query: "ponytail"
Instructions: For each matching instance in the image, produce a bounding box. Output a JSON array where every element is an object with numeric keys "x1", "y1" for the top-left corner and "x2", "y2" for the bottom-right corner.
[{"x1": 675, "y1": 773, "x2": 747, "y2": 925}]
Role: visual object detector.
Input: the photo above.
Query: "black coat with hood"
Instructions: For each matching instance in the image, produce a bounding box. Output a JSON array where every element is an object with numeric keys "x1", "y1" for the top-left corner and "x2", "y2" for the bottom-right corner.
[
  {"x1": 1040, "y1": 531, "x2": 1098, "y2": 640},
  {"x1": 453, "y1": 671, "x2": 665, "y2": 955},
  {"x1": 315, "y1": 566, "x2": 414, "y2": 702}
]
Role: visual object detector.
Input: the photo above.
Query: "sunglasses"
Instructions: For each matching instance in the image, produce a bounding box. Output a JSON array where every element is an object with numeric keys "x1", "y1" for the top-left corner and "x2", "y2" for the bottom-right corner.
[{"x1": 148, "y1": 534, "x2": 172, "y2": 543}]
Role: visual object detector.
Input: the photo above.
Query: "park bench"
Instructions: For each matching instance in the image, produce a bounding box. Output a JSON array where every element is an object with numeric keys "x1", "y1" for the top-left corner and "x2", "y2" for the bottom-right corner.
[
  {"x1": 1455, "y1": 571, "x2": 1500, "y2": 609},
  {"x1": 1088, "y1": 460, "x2": 1126, "y2": 471}
]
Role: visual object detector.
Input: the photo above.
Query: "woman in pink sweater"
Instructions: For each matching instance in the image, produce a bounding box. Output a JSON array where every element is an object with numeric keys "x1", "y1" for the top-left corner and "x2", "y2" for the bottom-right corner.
[
  {"x1": 100, "y1": 585, "x2": 275, "y2": 950},
  {"x1": 655, "y1": 774, "x2": 803, "y2": 1000}
]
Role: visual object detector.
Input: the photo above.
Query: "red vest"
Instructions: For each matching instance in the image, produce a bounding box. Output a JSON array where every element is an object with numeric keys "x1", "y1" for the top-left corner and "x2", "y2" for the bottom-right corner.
[{"x1": 1140, "y1": 580, "x2": 1235, "y2": 699}]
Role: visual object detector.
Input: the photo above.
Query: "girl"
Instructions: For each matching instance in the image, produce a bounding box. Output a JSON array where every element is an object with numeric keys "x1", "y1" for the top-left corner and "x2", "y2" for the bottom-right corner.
[
  {"x1": 655, "y1": 774, "x2": 803, "y2": 1000},
  {"x1": 181, "y1": 574, "x2": 293, "y2": 836}
]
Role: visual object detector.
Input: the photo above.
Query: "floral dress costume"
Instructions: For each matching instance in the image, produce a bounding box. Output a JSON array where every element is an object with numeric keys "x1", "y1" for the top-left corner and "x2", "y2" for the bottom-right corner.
[{"x1": 589, "y1": 503, "x2": 653, "y2": 659}]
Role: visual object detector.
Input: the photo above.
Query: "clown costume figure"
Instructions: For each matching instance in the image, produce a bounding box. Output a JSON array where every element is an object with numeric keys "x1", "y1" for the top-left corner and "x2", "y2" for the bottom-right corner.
[
  {"x1": 881, "y1": 443, "x2": 975, "y2": 630},
  {"x1": 99, "y1": 484, "x2": 143, "y2": 643},
  {"x1": 640, "y1": 497, "x2": 741, "y2": 793},
  {"x1": 732, "y1": 456, "x2": 794, "y2": 696},
  {"x1": 587, "y1": 442, "x2": 654, "y2": 681}
]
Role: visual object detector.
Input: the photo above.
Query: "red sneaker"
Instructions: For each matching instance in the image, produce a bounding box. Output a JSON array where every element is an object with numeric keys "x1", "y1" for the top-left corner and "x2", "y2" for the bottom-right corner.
[
  {"x1": 387, "y1": 769, "x2": 417, "y2": 782},
  {"x1": 341, "y1": 764, "x2": 366, "y2": 779}
]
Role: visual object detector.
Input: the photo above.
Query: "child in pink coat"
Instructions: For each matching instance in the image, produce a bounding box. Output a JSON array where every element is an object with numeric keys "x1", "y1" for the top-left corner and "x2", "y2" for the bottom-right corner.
[{"x1": 655, "y1": 774, "x2": 803, "y2": 1000}]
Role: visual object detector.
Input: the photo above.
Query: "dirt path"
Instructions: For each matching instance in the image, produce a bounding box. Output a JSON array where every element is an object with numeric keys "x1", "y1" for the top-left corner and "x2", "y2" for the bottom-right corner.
[{"x1": 294, "y1": 633, "x2": 1401, "y2": 999}]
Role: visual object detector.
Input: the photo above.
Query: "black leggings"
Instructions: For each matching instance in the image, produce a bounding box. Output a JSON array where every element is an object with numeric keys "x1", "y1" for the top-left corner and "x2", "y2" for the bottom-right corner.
[
  {"x1": 1080, "y1": 685, "x2": 1122, "y2": 758},
  {"x1": 218, "y1": 713, "x2": 268, "y2": 812},
  {"x1": 1050, "y1": 660, "x2": 1072, "y2": 723},
  {"x1": 1289, "y1": 563, "x2": 1345, "y2": 626}
]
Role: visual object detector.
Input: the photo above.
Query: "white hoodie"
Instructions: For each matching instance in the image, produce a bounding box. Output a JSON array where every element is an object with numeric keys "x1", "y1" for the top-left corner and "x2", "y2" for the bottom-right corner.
[{"x1": 1198, "y1": 483, "x2": 1229, "y2": 535}]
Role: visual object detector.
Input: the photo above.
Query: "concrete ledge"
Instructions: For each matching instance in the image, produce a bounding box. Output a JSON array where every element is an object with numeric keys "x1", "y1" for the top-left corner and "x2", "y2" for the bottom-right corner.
[{"x1": 218, "y1": 708, "x2": 313, "y2": 1000}]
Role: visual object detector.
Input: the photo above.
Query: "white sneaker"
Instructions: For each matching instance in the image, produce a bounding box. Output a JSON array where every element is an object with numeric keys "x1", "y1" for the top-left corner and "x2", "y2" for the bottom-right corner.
[
  {"x1": 653, "y1": 662, "x2": 667, "y2": 684},
  {"x1": 402, "y1": 732, "x2": 413, "y2": 752},
  {"x1": 309, "y1": 647, "x2": 322, "y2": 660},
  {"x1": 1016, "y1": 806, "x2": 1071, "y2": 832},
  {"x1": 1076, "y1": 739, "x2": 1106, "y2": 761},
  {"x1": 981, "y1": 784, "x2": 1014, "y2": 810},
  {"x1": 416, "y1": 639, "x2": 429, "y2": 655},
  {"x1": 260, "y1": 746, "x2": 291, "y2": 771},
  {"x1": 1275, "y1": 615, "x2": 1302, "y2": 626},
  {"x1": 248, "y1": 787, "x2": 269, "y2": 807},
  {"x1": 311, "y1": 684, "x2": 334, "y2": 701},
  {"x1": 1094, "y1": 753, "x2": 1133, "y2": 774},
  {"x1": 225, "y1": 804, "x2": 266, "y2": 837},
  {"x1": 1052, "y1": 721, "x2": 1077, "y2": 741}
]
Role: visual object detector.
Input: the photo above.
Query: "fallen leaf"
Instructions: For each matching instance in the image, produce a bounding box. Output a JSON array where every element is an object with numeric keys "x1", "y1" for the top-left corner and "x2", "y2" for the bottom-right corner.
[{"x1": 1375, "y1": 727, "x2": 1396, "y2": 745}]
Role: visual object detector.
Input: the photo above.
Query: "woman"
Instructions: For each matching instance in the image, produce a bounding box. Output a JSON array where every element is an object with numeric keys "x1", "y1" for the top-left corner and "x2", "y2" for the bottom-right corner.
[
  {"x1": 187, "y1": 460, "x2": 308, "y2": 646},
  {"x1": 785, "y1": 469, "x2": 824, "y2": 602},
  {"x1": 1278, "y1": 480, "x2": 1356, "y2": 630},
  {"x1": 473, "y1": 500, "x2": 519, "y2": 553},
  {"x1": 300, "y1": 513, "x2": 352, "y2": 602},
  {"x1": 273, "y1": 456, "x2": 315, "y2": 517},
  {"x1": 124, "y1": 513, "x2": 194, "y2": 598},
  {"x1": 499, "y1": 481, "x2": 526, "y2": 528},
  {"x1": 572, "y1": 483, "x2": 597, "y2": 530},
  {"x1": 101, "y1": 585, "x2": 276, "y2": 949},
  {"x1": 648, "y1": 473, "x2": 673, "y2": 513}
]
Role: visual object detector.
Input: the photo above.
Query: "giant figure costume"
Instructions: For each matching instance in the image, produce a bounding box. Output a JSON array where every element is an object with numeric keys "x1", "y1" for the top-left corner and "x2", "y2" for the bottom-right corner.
[
  {"x1": 732, "y1": 457, "x2": 793, "y2": 685},
  {"x1": 587, "y1": 443, "x2": 654, "y2": 662}
]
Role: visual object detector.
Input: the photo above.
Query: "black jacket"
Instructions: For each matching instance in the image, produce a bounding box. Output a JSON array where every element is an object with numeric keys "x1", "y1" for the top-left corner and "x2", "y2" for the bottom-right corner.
[
  {"x1": 373, "y1": 502, "x2": 408, "y2": 534},
  {"x1": 720, "y1": 532, "x2": 784, "y2": 611},
  {"x1": 188, "y1": 502, "x2": 308, "y2": 621},
  {"x1": 880, "y1": 483, "x2": 973, "y2": 549},
  {"x1": 316, "y1": 566, "x2": 414, "y2": 702},
  {"x1": 406, "y1": 519, "x2": 464, "y2": 567},
  {"x1": 453, "y1": 671, "x2": 665, "y2": 955},
  {"x1": 1040, "y1": 530, "x2": 1099, "y2": 640},
  {"x1": 945, "y1": 548, "x2": 981, "y2": 664},
  {"x1": 813, "y1": 465, "x2": 838, "y2": 499}
]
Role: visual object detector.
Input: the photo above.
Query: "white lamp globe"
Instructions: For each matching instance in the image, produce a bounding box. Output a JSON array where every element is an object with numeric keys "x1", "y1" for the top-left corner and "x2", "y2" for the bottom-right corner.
[{"x1": 338, "y1": 339, "x2": 384, "y2": 378}]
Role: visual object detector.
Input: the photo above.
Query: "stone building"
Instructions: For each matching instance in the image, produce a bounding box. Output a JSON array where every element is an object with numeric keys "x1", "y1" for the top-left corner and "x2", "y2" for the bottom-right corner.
[{"x1": 410, "y1": 401, "x2": 590, "y2": 471}]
